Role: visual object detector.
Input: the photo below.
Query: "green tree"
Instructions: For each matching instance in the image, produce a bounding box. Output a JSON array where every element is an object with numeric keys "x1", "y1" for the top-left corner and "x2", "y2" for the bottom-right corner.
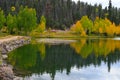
[
  {"x1": 80, "y1": 16, "x2": 93, "y2": 35},
  {"x1": 17, "y1": 6, "x2": 37, "y2": 34},
  {"x1": 6, "y1": 14, "x2": 17, "y2": 34},
  {"x1": 0, "y1": 9, "x2": 6, "y2": 30}
]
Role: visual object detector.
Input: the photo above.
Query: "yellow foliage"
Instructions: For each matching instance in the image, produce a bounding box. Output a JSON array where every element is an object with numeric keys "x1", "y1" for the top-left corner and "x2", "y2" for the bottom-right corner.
[
  {"x1": 38, "y1": 43, "x2": 46, "y2": 60},
  {"x1": 37, "y1": 22, "x2": 46, "y2": 33},
  {"x1": 30, "y1": 21, "x2": 46, "y2": 36},
  {"x1": 93, "y1": 17, "x2": 106, "y2": 33},
  {"x1": 104, "y1": 18, "x2": 112, "y2": 26},
  {"x1": 92, "y1": 17, "x2": 118, "y2": 36},
  {"x1": 106, "y1": 23, "x2": 115, "y2": 36},
  {"x1": 70, "y1": 39, "x2": 86, "y2": 54},
  {"x1": 70, "y1": 21, "x2": 86, "y2": 36},
  {"x1": 115, "y1": 26, "x2": 120, "y2": 35},
  {"x1": 93, "y1": 23, "x2": 98, "y2": 33},
  {"x1": 99, "y1": 27, "x2": 103, "y2": 34},
  {"x1": 81, "y1": 31, "x2": 86, "y2": 36},
  {"x1": 70, "y1": 16, "x2": 120, "y2": 37}
]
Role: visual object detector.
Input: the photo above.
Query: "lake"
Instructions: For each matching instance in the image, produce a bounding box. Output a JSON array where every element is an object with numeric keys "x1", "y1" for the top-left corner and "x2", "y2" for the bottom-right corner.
[{"x1": 7, "y1": 38, "x2": 120, "y2": 80}]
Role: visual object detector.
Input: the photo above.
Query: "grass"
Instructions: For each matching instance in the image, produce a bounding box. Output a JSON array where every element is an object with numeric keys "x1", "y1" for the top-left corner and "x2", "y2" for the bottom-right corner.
[
  {"x1": 31, "y1": 30, "x2": 114, "y2": 39},
  {"x1": 32, "y1": 30, "x2": 79, "y2": 38}
]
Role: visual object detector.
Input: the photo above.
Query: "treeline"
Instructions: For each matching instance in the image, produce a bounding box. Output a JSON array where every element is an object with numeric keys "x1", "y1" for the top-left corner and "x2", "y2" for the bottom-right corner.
[{"x1": 0, "y1": 0, "x2": 120, "y2": 29}]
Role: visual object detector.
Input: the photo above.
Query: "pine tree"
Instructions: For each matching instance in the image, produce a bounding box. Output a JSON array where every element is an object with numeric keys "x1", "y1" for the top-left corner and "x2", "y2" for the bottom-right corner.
[{"x1": 108, "y1": 0, "x2": 112, "y2": 21}]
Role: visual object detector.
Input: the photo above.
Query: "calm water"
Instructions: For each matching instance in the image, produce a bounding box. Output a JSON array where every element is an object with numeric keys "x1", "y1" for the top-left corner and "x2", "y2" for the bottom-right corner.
[{"x1": 7, "y1": 38, "x2": 120, "y2": 80}]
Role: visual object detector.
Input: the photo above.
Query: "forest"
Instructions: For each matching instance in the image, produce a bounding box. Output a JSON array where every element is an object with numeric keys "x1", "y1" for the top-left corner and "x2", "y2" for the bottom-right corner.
[{"x1": 0, "y1": 0, "x2": 119, "y2": 36}]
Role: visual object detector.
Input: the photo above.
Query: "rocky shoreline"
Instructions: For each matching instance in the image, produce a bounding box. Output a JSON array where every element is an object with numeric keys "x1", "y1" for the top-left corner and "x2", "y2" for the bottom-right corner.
[
  {"x1": 0, "y1": 36, "x2": 31, "y2": 80},
  {"x1": 0, "y1": 36, "x2": 31, "y2": 54}
]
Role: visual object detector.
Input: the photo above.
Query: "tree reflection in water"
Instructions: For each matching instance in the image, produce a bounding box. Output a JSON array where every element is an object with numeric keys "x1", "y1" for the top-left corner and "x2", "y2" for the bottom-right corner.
[{"x1": 7, "y1": 39, "x2": 120, "y2": 79}]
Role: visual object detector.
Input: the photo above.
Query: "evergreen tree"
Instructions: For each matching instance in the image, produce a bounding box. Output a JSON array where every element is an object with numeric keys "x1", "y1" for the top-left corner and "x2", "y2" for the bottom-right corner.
[{"x1": 108, "y1": 0, "x2": 112, "y2": 21}]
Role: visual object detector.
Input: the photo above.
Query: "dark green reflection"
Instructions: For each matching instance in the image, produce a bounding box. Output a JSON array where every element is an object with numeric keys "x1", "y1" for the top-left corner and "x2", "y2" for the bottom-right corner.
[{"x1": 7, "y1": 39, "x2": 120, "y2": 79}]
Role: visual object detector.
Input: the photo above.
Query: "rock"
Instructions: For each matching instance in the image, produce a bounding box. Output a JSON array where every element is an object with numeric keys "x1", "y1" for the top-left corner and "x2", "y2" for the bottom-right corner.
[
  {"x1": 0, "y1": 65, "x2": 14, "y2": 80},
  {"x1": 2, "y1": 55, "x2": 8, "y2": 59}
]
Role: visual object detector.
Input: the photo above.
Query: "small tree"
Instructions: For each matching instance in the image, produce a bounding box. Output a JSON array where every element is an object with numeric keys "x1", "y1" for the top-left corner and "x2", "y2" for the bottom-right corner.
[{"x1": 36, "y1": 16, "x2": 46, "y2": 33}]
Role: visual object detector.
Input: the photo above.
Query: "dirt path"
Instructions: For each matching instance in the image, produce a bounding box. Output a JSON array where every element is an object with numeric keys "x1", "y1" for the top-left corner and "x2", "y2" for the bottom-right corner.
[{"x1": 0, "y1": 36, "x2": 26, "y2": 43}]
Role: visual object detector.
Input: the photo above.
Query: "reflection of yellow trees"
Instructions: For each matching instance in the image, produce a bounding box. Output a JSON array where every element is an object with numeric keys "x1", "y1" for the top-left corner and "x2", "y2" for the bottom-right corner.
[
  {"x1": 31, "y1": 40, "x2": 46, "y2": 60},
  {"x1": 71, "y1": 39, "x2": 120, "y2": 58},
  {"x1": 80, "y1": 43, "x2": 93, "y2": 58},
  {"x1": 38, "y1": 43, "x2": 46, "y2": 60},
  {"x1": 93, "y1": 39, "x2": 112, "y2": 57},
  {"x1": 70, "y1": 39, "x2": 86, "y2": 54}
]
